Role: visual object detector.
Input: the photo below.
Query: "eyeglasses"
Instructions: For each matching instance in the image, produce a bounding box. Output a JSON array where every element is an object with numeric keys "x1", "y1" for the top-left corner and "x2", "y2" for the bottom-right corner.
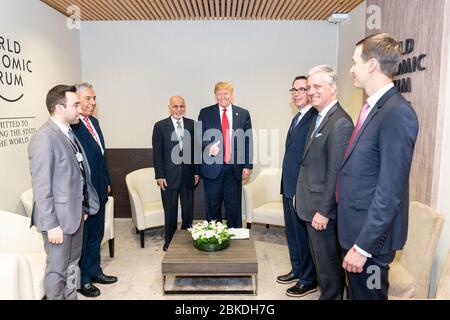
[{"x1": 289, "y1": 87, "x2": 307, "y2": 94}]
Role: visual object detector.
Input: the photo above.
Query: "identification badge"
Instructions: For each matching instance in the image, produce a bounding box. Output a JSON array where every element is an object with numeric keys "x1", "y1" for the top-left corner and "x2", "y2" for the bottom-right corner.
[{"x1": 76, "y1": 152, "x2": 84, "y2": 162}]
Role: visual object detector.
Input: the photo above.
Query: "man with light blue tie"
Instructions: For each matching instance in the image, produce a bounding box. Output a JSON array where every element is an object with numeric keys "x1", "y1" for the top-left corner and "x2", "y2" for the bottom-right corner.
[
  {"x1": 277, "y1": 76, "x2": 317, "y2": 298},
  {"x1": 295, "y1": 65, "x2": 353, "y2": 300}
]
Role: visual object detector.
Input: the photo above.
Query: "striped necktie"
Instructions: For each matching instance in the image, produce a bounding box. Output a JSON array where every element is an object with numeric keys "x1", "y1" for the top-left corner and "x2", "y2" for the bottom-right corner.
[{"x1": 83, "y1": 117, "x2": 100, "y2": 146}]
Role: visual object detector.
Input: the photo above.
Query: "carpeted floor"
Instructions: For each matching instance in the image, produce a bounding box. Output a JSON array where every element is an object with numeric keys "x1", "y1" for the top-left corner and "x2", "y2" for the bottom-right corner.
[{"x1": 80, "y1": 220, "x2": 320, "y2": 300}]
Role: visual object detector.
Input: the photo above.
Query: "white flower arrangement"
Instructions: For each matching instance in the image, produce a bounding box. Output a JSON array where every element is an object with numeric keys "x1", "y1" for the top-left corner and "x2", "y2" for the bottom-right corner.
[{"x1": 188, "y1": 220, "x2": 233, "y2": 246}]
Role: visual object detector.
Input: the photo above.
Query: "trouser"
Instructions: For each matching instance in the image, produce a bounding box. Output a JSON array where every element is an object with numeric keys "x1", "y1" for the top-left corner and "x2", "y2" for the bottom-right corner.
[
  {"x1": 203, "y1": 164, "x2": 242, "y2": 228},
  {"x1": 161, "y1": 183, "x2": 194, "y2": 245},
  {"x1": 79, "y1": 199, "x2": 106, "y2": 286},
  {"x1": 42, "y1": 221, "x2": 83, "y2": 300},
  {"x1": 283, "y1": 195, "x2": 316, "y2": 285}
]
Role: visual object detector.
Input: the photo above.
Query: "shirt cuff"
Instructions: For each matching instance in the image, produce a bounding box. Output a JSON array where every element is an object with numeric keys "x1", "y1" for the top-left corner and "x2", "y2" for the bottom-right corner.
[{"x1": 353, "y1": 244, "x2": 372, "y2": 258}]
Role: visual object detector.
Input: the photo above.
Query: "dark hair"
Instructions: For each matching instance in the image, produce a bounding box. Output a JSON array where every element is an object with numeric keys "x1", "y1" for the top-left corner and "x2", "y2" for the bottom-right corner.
[
  {"x1": 356, "y1": 33, "x2": 401, "y2": 78},
  {"x1": 46, "y1": 85, "x2": 77, "y2": 114},
  {"x1": 292, "y1": 75, "x2": 307, "y2": 86}
]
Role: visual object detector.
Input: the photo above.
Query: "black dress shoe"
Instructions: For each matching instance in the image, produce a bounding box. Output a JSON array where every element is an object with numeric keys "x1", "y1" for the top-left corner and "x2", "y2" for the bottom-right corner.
[
  {"x1": 286, "y1": 282, "x2": 318, "y2": 297},
  {"x1": 77, "y1": 283, "x2": 101, "y2": 298},
  {"x1": 163, "y1": 243, "x2": 169, "y2": 252},
  {"x1": 91, "y1": 272, "x2": 118, "y2": 285},
  {"x1": 276, "y1": 272, "x2": 299, "y2": 284}
]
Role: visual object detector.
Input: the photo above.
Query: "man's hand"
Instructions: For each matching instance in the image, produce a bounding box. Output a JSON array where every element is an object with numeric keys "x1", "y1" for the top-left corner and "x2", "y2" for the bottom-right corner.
[
  {"x1": 242, "y1": 168, "x2": 250, "y2": 180},
  {"x1": 209, "y1": 140, "x2": 220, "y2": 157},
  {"x1": 157, "y1": 179, "x2": 168, "y2": 191},
  {"x1": 311, "y1": 212, "x2": 329, "y2": 231},
  {"x1": 84, "y1": 213, "x2": 89, "y2": 221},
  {"x1": 194, "y1": 175, "x2": 200, "y2": 186},
  {"x1": 342, "y1": 247, "x2": 367, "y2": 273},
  {"x1": 47, "y1": 226, "x2": 63, "y2": 244}
]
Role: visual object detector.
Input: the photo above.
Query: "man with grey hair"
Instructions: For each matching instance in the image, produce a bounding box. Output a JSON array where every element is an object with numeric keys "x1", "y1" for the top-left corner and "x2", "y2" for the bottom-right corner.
[
  {"x1": 295, "y1": 65, "x2": 353, "y2": 299},
  {"x1": 72, "y1": 82, "x2": 118, "y2": 298}
]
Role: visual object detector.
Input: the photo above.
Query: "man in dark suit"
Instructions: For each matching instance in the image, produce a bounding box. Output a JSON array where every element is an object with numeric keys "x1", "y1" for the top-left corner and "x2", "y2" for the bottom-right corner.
[
  {"x1": 296, "y1": 65, "x2": 354, "y2": 300},
  {"x1": 198, "y1": 82, "x2": 253, "y2": 228},
  {"x1": 72, "y1": 83, "x2": 118, "y2": 298},
  {"x1": 338, "y1": 33, "x2": 419, "y2": 300},
  {"x1": 277, "y1": 76, "x2": 317, "y2": 297},
  {"x1": 28, "y1": 85, "x2": 99, "y2": 299},
  {"x1": 153, "y1": 96, "x2": 199, "y2": 251}
]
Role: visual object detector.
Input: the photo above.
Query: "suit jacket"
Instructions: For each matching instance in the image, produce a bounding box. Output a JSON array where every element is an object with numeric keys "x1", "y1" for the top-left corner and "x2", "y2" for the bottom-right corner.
[
  {"x1": 296, "y1": 102, "x2": 353, "y2": 222},
  {"x1": 197, "y1": 104, "x2": 253, "y2": 180},
  {"x1": 28, "y1": 119, "x2": 100, "y2": 234},
  {"x1": 281, "y1": 107, "x2": 317, "y2": 198},
  {"x1": 72, "y1": 116, "x2": 110, "y2": 203},
  {"x1": 337, "y1": 87, "x2": 419, "y2": 255},
  {"x1": 152, "y1": 117, "x2": 199, "y2": 189}
]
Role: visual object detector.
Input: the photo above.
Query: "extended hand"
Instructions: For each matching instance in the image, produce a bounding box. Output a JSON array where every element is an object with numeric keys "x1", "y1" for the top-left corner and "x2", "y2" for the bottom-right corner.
[
  {"x1": 194, "y1": 175, "x2": 200, "y2": 185},
  {"x1": 47, "y1": 226, "x2": 63, "y2": 244},
  {"x1": 157, "y1": 178, "x2": 168, "y2": 191},
  {"x1": 84, "y1": 213, "x2": 89, "y2": 221},
  {"x1": 209, "y1": 140, "x2": 220, "y2": 157},
  {"x1": 311, "y1": 212, "x2": 329, "y2": 231},
  {"x1": 242, "y1": 168, "x2": 250, "y2": 180},
  {"x1": 342, "y1": 247, "x2": 367, "y2": 273}
]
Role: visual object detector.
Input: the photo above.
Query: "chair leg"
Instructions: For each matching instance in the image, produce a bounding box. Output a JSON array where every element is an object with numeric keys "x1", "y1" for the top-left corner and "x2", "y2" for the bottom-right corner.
[
  {"x1": 266, "y1": 224, "x2": 270, "y2": 229},
  {"x1": 135, "y1": 227, "x2": 139, "y2": 234},
  {"x1": 140, "y1": 230, "x2": 145, "y2": 248},
  {"x1": 247, "y1": 222, "x2": 252, "y2": 229},
  {"x1": 108, "y1": 238, "x2": 115, "y2": 258}
]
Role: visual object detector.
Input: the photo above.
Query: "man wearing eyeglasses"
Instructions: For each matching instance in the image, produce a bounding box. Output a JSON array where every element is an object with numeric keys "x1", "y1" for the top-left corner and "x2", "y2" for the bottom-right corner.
[{"x1": 277, "y1": 76, "x2": 318, "y2": 297}]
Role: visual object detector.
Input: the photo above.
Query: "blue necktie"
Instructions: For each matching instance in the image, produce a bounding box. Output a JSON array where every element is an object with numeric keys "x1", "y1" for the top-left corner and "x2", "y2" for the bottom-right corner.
[
  {"x1": 311, "y1": 114, "x2": 322, "y2": 138},
  {"x1": 289, "y1": 112, "x2": 301, "y2": 134}
]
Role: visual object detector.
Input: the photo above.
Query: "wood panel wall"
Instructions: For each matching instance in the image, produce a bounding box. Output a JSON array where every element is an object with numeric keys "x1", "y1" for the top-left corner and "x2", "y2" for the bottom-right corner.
[
  {"x1": 105, "y1": 148, "x2": 205, "y2": 219},
  {"x1": 366, "y1": 0, "x2": 446, "y2": 206}
]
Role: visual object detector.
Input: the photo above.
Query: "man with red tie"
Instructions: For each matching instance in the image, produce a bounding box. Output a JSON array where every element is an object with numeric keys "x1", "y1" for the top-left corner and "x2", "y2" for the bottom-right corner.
[
  {"x1": 337, "y1": 33, "x2": 419, "y2": 300},
  {"x1": 72, "y1": 83, "x2": 118, "y2": 298},
  {"x1": 197, "y1": 82, "x2": 253, "y2": 228}
]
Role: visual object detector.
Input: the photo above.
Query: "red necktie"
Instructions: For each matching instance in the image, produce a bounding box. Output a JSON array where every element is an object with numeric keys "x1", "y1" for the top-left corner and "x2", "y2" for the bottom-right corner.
[
  {"x1": 83, "y1": 117, "x2": 100, "y2": 146},
  {"x1": 343, "y1": 102, "x2": 370, "y2": 158},
  {"x1": 222, "y1": 108, "x2": 231, "y2": 164},
  {"x1": 336, "y1": 102, "x2": 370, "y2": 201}
]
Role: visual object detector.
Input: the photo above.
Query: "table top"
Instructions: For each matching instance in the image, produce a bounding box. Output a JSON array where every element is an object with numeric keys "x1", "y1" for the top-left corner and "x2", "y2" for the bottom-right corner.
[{"x1": 161, "y1": 230, "x2": 258, "y2": 275}]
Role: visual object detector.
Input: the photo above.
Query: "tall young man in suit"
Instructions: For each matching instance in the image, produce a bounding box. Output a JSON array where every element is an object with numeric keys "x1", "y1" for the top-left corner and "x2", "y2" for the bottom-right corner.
[
  {"x1": 28, "y1": 85, "x2": 99, "y2": 300},
  {"x1": 72, "y1": 83, "x2": 118, "y2": 298},
  {"x1": 295, "y1": 65, "x2": 354, "y2": 300},
  {"x1": 338, "y1": 33, "x2": 419, "y2": 300},
  {"x1": 153, "y1": 96, "x2": 199, "y2": 251},
  {"x1": 277, "y1": 76, "x2": 317, "y2": 297},
  {"x1": 198, "y1": 82, "x2": 253, "y2": 228}
]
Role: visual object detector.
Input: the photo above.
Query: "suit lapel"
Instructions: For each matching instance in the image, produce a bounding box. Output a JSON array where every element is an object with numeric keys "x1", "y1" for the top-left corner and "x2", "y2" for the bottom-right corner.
[
  {"x1": 89, "y1": 117, "x2": 105, "y2": 149},
  {"x1": 48, "y1": 119, "x2": 80, "y2": 169},
  {"x1": 286, "y1": 109, "x2": 312, "y2": 147},
  {"x1": 341, "y1": 88, "x2": 397, "y2": 167},
  {"x1": 303, "y1": 104, "x2": 338, "y2": 161}
]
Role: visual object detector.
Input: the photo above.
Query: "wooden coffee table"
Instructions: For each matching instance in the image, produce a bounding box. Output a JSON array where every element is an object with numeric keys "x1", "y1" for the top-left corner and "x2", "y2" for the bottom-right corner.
[{"x1": 161, "y1": 230, "x2": 258, "y2": 295}]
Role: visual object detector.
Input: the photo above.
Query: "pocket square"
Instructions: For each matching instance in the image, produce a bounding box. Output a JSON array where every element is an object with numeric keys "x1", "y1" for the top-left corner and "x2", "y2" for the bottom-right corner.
[{"x1": 315, "y1": 133, "x2": 323, "y2": 138}]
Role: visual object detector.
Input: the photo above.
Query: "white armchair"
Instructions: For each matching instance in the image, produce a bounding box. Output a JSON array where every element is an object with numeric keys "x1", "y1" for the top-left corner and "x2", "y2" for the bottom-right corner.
[
  {"x1": 389, "y1": 201, "x2": 445, "y2": 299},
  {"x1": 0, "y1": 210, "x2": 46, "y2": 300},
  {"x1": 243, "y1": 168, "x2": 284, "y2": 229},
  {"x1": 20, "y1": 189, "x2": 115, "y2": 258},
  {"x1": 125, "y1": 168, "x2": 165, "y2": 248}
]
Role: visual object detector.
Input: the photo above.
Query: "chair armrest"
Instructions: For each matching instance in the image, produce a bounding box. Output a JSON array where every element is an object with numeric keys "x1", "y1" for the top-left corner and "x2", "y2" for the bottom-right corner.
[{"x1": 104, "y1": 196, "x2": 114, "y2": 240}]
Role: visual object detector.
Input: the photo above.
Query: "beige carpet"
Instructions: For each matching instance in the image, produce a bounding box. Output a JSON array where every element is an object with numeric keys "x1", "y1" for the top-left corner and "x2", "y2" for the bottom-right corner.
[{"x1": 80, "y1": 220, "x2": 320, "y2": 300}]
